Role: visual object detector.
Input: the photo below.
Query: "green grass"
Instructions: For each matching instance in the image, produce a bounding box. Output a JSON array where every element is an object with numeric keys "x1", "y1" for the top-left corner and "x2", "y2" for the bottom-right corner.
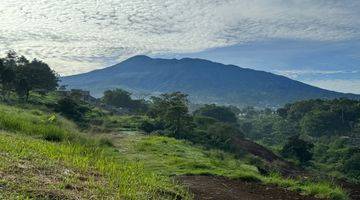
[
  {"x1": 0, "y1": 102, "x2": 349, "y2": 200},
  {"x1": 115, "y1": 134, "x2": 349, "y2": 200},
  {"x1": 91, "y1": 114, "x2": 149, "y2": 133},
  {"x1": 0, "y1": 103, "x2": 191, "y2": 199},
  {"x1": 116, "y1": 135, "x2": 261, "y2": 181},
  {"x1": 0, "y1": 133, "x2": 190, "y2": 199},
  {"x1": 0, "y1": 104, "x2": 78, "y2": 140},
  {"x1": 263, "y1": 173, "x2": 348, "y2": 200}
]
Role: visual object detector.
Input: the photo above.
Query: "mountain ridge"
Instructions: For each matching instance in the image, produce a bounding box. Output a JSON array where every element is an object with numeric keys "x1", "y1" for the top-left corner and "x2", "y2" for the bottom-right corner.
[{"x1": 61, "y1": 55, "x2": 359, "y2": 107}]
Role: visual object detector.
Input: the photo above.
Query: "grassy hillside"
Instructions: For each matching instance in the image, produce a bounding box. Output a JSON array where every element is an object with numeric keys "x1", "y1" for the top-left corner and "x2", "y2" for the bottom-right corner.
[
  {"x1": 114, "y1": 134, "x2": 348, "y2": 200},
  {"x1": 0, "y1": 103, "x2": 190, "y2": 199},
  {"x1": 0, "y1": 101, "x2": 350, "y2": 200}
]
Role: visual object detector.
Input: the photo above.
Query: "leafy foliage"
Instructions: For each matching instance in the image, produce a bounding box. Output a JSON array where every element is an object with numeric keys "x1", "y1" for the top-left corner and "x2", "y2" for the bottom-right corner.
[
  {"x1": 149, "y1": 92, "x2": 194, "y2": 138},
  {"x1": 55, "y1": 97, "x2": 89, "y2": 122},
  {"x1": 0, "y1": 51, "x2": 58, "y2": 101},
  {"x1": 343, "y1": 153, "x2": 360, "y2": 180},
  {"x1": 281, "y1": 135, "x2": 314, "y2": 164},
  {"x1": 193, "y1": 104, "x2": 238, "y2": 123},
  {"x1": 206, "y1": 122, "x2": 244, "y2": 150},
  {"x1": 102, "y1": 88, "x2": 148, "y2": 113},
  {"x1": 239, "y1": 99, "x2": 360, "y2": 181},
  {"x1": 142, "y1": 92, "x2": 246, "y2": 157}
]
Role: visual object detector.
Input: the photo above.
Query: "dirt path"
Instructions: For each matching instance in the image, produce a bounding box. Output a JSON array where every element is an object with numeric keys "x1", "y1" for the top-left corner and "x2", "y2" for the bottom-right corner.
[{"x1": 178, "y1": 175, "x2": 317, "y2": 200}]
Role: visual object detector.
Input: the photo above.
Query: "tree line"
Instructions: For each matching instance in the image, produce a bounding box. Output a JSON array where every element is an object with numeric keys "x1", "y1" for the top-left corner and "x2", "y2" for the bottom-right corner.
[
  {"x1": 91, "y1": 89, "x2": 244, "y2": 153},
  {"x1": 238, "y1": 99, "x2": 360, "y2": 180},
  {"x1": 0, "y1": 51, "x2": 58, "y2": 101},
  {"x1": 98, "y1": 88, "x2": 317, "y2": 166}
]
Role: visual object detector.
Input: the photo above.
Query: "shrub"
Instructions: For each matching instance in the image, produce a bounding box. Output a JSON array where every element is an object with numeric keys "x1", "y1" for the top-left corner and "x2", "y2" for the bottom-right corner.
[
  {"x1": 98, "y1": 137, "x2": 114, "y2": 147},
  {"x1": 139, "y1": 120, "x2": 164, "y2": 134},
  {"x1": 343, "y1": 153, "x2": 360, "y2": 180},
  {"x1": 281, "y1": 135, "x2": 314, "y2": 164},
  {"x1": 194, "y1": 104, "x2": 238, "y2": 124},
  {"x1": 206, "y1": 122, "x2": 244, "y2": 150},
  {"x1": 55, "y1": 97, "x2": 89, "y2": 122},
  {"x1": 42, "y1": 131, "x2": 64, "y2": 142}
]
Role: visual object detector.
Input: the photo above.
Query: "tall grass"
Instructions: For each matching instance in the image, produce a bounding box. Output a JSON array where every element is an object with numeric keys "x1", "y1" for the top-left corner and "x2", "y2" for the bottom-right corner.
[
  {"x1": 0, "y1": 104, "x2": 91, "y2": 144},
  {"x1": 118, "y1": 135, "x2": 349, "y2": 200},
  {"x1": 262, "y1": 173, "x2": 348, "y2": 200},
  {"x1": 0, "y1": 103, "x2": 191, "y2": 199},
  {"x1": 118, "y1": 135, "x2": 261, "y2": 181},
  {"x1": 0, "y1": 133, "x2": 190, "y2": 199}
]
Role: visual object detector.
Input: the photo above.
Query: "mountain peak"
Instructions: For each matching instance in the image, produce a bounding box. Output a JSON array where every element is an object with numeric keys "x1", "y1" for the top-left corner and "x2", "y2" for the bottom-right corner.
[
  {"x1": 127, "y1": 55, "x2": 152, "y2": 61},
  {"x1": 62, "y1": 57, "x2": 360, "y2": 107}
]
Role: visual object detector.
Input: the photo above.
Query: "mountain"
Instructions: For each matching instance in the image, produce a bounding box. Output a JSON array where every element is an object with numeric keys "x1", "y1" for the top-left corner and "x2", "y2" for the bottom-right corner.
[{"x1": 61, "y1": 55, "x2": 359, "y2": 107}]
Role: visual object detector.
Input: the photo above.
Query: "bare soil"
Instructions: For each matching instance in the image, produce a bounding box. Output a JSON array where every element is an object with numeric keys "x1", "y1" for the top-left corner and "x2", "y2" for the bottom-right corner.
[
  {"x1": 339, "y1": 181, "x2": 360, "y2": 200},
  {"x1": 178, "y1": 175, "x2": 318, "y2": 200}
]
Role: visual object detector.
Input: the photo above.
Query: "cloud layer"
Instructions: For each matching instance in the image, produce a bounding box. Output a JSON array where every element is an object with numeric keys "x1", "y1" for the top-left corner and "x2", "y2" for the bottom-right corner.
[{"x1": 0, "y1": 0, "x2": 360, "y2": 75}]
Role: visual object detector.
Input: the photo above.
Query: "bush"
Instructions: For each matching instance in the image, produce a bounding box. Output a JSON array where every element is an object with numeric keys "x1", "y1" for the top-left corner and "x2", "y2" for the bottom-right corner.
[
  {"x1": 193, "y1": 115, "x2": 217, "y2": 130},
  {"x1": 98, "y1": 137, "x2": 114, "y2": 147},
  {"x1": 206, "y1": 122, "x2": 244, "y2": 150},
  {"x1": 194, "y1": 104, "x2": 238, "y2": 124},
  {"x1": 343, "y1": 153, "x2": 360, "y2": 180},
  {"x1": 55, "y1": 97, "x2": 89, "y2": 122},
  {"x1": 281, "y1": 135, "x2": 314, "y2": 164},
  {"x1": 139, "y1": 120, "x2": 165, "y2": 134},
  {"x1": 42, "y1": 131, "x2": 64, "y2": 142}
]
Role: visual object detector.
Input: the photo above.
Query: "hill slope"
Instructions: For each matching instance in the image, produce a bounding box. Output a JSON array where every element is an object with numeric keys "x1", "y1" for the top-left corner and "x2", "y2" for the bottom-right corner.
[
  {"x1": 61, "y1": 56, "x2": 359, "y2": 107},
  {"x1": 0, "y1": 98, "x2": 350, "y2": 200},
  {"x1": 0, "y1": 103, "x2": 190, "y2": 199}
]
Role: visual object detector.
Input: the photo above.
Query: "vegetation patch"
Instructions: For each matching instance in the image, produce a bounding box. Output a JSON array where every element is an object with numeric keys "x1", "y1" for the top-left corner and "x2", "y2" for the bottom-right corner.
[
  {"x1": 0, "y1": 103, "x2": 191, "y2": 199},
  {"x1": 115, "y1": 134, "x2": 348, "y2": 200}
]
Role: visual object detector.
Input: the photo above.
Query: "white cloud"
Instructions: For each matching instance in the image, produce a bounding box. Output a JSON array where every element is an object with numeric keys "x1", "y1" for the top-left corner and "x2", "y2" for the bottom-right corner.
[
  {"x1": 305, "y1": 79, "x2": 360, "y2": 94},
  {"x1": 0, "y1": 0, "x2": 359, "y2": 75},
  {"x1": 273, "y1": 69, "x2": 359, "y2": 79}
]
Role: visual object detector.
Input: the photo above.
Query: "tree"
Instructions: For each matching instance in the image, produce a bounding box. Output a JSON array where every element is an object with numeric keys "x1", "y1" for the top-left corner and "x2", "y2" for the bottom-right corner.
[
  {"x1": 343, "y1": 153, "x2": 360, "y2": 179},
  {"x1": 300, "y1": 110, "x2": 341, "y2": 137},
  {"x1": 102, "y1": 89, "x2": 133, "y2": 108},
  {"x1": 281, "y1": 135, "x2": 314, "y2": 164},
  {"x1": 194, "y1": 104, "x2": 238, "y2": 124},
  {"x1": 0, "y1": 51, "x2": 17, "y2": 100},
  {"x1": 14, "y1": 59, "x2": 58, "y2": 100},
  {"x1": 55, "y1": 97, "x2": 89, "y2": 122},
  {"x1": 353, "y1": 120, "x2": 360, "y2": 137},
  {"x1": 102, "y1": 89, "x2": 148, "y2": 112},
  {"x1": 0, "y1": 51, "x2": 58, "y2": 101},
  {"x1": 149, "y1": 92, "x2": 193, "y2": 138},
  {"x1": 193, "y1": 115, "x2": 217, "y2": 130},
  {"x1": 206, "y1": 122, "x2": 244, "y2": 150}
]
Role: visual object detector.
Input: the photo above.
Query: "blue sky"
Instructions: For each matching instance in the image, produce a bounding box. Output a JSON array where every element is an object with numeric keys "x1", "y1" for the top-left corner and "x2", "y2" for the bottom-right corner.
[{"x1": 0, "y1": 0, "x2": 359, "y2": 93}]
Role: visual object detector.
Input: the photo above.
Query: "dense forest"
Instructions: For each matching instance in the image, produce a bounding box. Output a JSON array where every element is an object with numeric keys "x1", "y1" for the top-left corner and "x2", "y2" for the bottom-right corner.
[{"x1": 238, "y1": 99, "x2": 360, "y2": 181}]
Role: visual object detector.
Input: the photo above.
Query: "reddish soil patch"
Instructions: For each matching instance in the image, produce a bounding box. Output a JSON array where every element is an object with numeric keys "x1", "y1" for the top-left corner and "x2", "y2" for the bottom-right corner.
[
  {"x1": 178, "y1": 175, "x2": 317, "y2": 200},
  {"x1": 232, "y1": 138, "x2": 304, "y2": 177},
  {"x1": 232, "y1": 138, "x2": 281, "y2": 162}
]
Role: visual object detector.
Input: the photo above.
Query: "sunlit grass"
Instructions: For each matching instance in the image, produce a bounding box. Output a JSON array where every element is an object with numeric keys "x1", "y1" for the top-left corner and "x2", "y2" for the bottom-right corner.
[
  {"x1": 116, "y1": 134, "x2": 349, "y2": 200},
  {"x1": 0, "y1": 133, "x2": 190, "y2": 199},
  {"x1": 0, "y1": 103, "x2": 191, "y2": 199},
  {"x1": 263, "y1": 173, "x2": 348, "y2": 200}
]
